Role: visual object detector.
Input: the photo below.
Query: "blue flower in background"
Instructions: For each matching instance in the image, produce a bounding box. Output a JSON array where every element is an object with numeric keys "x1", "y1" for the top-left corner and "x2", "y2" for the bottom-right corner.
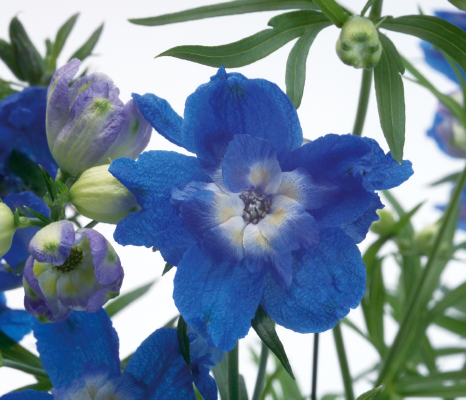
[
  {"x1": 0, "y1": 87, "x2": 58, "y2": 196},
  {"x1": 0, "y1": 292, "x2": 33, "y2": 342},
  {"x1": 110, "y1": 67, "x2": 413, "y2": 351},
  {"x1": 420, "y1": 11, "x2": 466, "y2": 83},
  {"x1": 0, "y1": 309, "x2": 217, "y2": 399},
  {"x1": 0, "y1": 192, "x2": 50, "y2": 292}
]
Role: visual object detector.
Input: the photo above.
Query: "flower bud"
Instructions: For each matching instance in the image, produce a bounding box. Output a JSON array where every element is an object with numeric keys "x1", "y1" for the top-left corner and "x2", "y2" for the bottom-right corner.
[
  {"x1": 370, "y1": 209, "x2": 395, "y2": 235},
  {"x1": 46, "y1": 59, "x2": 152, "y2": 177},
  {"x1": 0, "y1": 202, "x2": 16, "y2": 258},
  {"x1": 336, "y1": 16, "x2": 382, "y2": 69},
  {"x1": 69, "y1": 165, "x2": 139, "y2": 224},
  {"x1": 24, "y1": 221, "x2": 124, "y2": 323}
]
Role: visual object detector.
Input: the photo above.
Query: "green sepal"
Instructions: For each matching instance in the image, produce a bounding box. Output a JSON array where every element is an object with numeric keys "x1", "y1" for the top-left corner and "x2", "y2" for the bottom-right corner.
[
  {"x1": 355, "y1": 386, "x2": 382, "y2": 400},
  {"x1": 448, "y1": 0, "x2": 466, "y2": 11},
  {"x1": 12, "y1": 259, "x2": 27, "y2": 276},
  {"x1": 157, "y1": 11, "x2": 330, "y2": 68},
  {"x1": 0, "y1": 39, "x2": 23, "y2": 80},
  {"x1": 312, "y1": 0, "x2": 349, "y2": 27},
  {"x1": 40, "y1": 165, "x2": 57, "y2": 202},
  {"x1": 177, "y1": 315, "x2": 191, "y2": 373},
  {"x1": 52, "y1": 13, "x2": 79, "y2": 62},
  {"x1": 251, "y1": 305, "x2": 295, "y2": 380},
  {"x1": 9, "y1": 17, "x2": 44, "y2": 85},
  {"x1": 23, "y1": 206, "x2": 53, "y2": 225},
  {"x1": 193, "y1": 384, "x2": 205, "y2": 400},
  {"x1": 56, "y1": 180, "x2": 69, "y2": 195},
  {"x1": 374, "y1": 35, "x2": 405, "y2": 163},
  {"x1": 69, "y1": 23, "x2": 104, "y2": 62},
  {"x1": 129, "y1": 0, "x2": 318, "y2": 26},
  {"x1": 105, "y1": 280, "x2": 156, "y2": 318},
  {"x1": 162, "y1": 262, "x2": 175, "y2": 276}
]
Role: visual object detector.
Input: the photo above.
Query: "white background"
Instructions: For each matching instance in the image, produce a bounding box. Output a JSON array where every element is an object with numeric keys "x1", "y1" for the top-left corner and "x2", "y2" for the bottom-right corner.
[{"x1": 1, "y1": 0, "x2": 466, "y2": 398}]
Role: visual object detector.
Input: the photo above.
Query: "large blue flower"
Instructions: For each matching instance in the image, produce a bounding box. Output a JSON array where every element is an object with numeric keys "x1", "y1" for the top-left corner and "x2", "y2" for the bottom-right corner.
[
  {"x1": 0, "y1": 87, "x2": 57, "y2": 196},
  {"x1": 420, "y1": 11, "x2": 466, "y2": 83},
  {"x1": 0, "y1": 292, "x2": 33, "y2": 342},
  {"x1": 0, "y1": 309, "x2": 217, "y2": 399},
  {"x1": 110, "y1": 67, "x2": 413, "y2": 351},
  {"x1": 0, "y1": 192, "x2": 50, "y2": 291}
]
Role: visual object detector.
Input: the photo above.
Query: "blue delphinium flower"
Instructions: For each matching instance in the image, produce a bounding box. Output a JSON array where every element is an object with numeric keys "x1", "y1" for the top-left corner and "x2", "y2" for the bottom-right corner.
[
  {"x1": 0, "y1": 192, "x2": 50, "y2": 291},
  {"x1": 420, "y1": 11, "x2": 466, "y2": 83},
  {"x1": 0, "y1": 87, "x2": 57, "y2": 196},
  {"x1": 109, "y1": 67, "x2": 413, "y2": 351},
  {"x1": 23, "y1": 221, "x2": 124, "y2": 323},
  {"x1": 0, "y1": 309, "x2": 217, "y2": 399},
  {"x1": 0, "y1": 292, "x2": 33, "y2": 341},
  {"x1": 46, "y1": 59, "x2": 152, "y2": 178}
]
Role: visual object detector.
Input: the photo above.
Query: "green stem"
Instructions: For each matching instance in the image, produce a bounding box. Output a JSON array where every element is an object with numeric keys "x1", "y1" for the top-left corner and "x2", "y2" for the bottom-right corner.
[
  {"x1": 228, "y1": 342, "x2": 239, "y2": 400},
  {"x1": 369, "y1": 0, "x2": 383, "y2": 21},
  {"x1": 2, "y1": 359, "x2": 49, "y2": 379},
  {"x1": 311, "y1": 333, "x2": 319, "y2": 400},
  {"x1": 376, "y1": 161, "x2": 466, "y2": 388},
  {"x1": 84, "y1": 220, "x2": 99, "y2": 229},
  {"x1": 352, "y1": 69, "x2": 373, "y2": 136},
  {"x1": 252, "y1": 342, "x2": 269, "y2": 400},
  {"x1": 333, "y1": 323, "x2": 355, "y2": 400}
]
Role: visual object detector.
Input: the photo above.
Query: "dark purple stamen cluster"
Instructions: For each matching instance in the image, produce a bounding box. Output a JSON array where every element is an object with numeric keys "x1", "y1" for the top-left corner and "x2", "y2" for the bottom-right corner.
[
  {"x1": 240, "y1": 190, "x2": 271, "y2": 225},
  {"x1": 54, "y1": 246, "x2": 84, "y2": 274}
]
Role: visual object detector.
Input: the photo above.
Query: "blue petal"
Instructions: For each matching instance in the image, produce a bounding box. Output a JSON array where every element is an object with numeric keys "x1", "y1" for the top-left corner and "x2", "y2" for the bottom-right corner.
[
  {"x1": 3, "y1": 192, "x2": 49, "y2": 269},
  {"x1": 188, "y1": 325, "x2": 224, "y2": 368},
  {"x1": 183, "y1": 67, "x2": 303, "y2": 165},
  {"x1": 33, "y1": 309, "x2": 120, "y2": 388},
  {"x1": 342, "y1": 194, "x2": 384, "y2": 243},
  {"x1": 361, "y1": 137, "x2": 413, "y2": 191},
  {"x1": 174, "y1": 244, "x2": 266, "y2": 352},
  {"x1": 0, "y1": 263, "x2": 22, "y2": 291},
  {"x1": 125, "y1": 327, "x2": 217, "y2": 400},
  {"x1": 0, "y1": 390, "x2": 53, "y2": 400},
  {"x1": 0, "y1": 308, "x2": 33, "y2": 342},
  {"x1": 261, "y1": 228, "x2": 366, "y2": 333},
  {"x1": 132, "y1": 93, "x2": 189, "y2": 151},
  {"x1": 280, "y1": 134, "x2": 374, "y2": 227}
]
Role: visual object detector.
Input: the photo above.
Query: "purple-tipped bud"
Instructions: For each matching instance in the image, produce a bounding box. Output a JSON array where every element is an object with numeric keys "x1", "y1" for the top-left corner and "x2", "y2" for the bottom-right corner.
[
  {"x1": 24, "y1": 221, "x2": 124, "y2": 323},
  {"x1": 46, "y1": 59, "x2": 152, "y2": 177}
]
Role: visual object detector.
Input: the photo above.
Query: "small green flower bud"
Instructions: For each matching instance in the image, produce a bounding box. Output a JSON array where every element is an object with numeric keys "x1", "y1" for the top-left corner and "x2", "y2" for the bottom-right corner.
[
  {"x1": 69, "y1": 165, "x2": 139, "y2": 224},
  {"x1": 0, "y1": 202, "x2": 16, "y2": 258},
  {"x1": 370, "y1": 209, "x2": 396, "y2": 235},
  {"x1": 414, "y1": 224, "x2": 439, "y2": 256},
  {"x1": 336, "y1": 16, "x2": 382, "y2": 69}
]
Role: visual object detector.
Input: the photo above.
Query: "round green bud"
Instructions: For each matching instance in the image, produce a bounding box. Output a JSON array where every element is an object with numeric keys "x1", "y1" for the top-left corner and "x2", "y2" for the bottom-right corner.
[
  {"x1": 336, "y1": 16, "x2": 382, "y2": 69},
  {"x1": 370, "y1": 209, "x2": 396, "y2": 235},
  {"x1": 69, "y1": 165, "x2": 139, "y2": 224},
  {"x1": 414, "y1": 224, "x2": 439, "y2": 256},
  {"x1": 0, "y1": 202, "x2": 16, "y2": 258}
]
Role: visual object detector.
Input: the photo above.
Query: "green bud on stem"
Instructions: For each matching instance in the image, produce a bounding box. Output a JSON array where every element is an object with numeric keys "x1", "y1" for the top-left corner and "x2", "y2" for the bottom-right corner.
[{"x1": 0, "y1": 202, "x2": 16, "y2": 258}]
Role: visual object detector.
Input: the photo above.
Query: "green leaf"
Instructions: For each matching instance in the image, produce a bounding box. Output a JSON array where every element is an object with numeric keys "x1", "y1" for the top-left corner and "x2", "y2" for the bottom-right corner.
[
  {"x1": 56, "y1": 180, "x2": 69, "y2": 195},
  {"x1": 0, "y1": 78, "x2": 18, "y2": 100},
  {"x1": 8, "y1": 149, "x2": 47, "y2": 197},
  {"x1": 239, "y1": 375, "x2": 249, "y2": 400},
  {"x1": 193, "y1": 383, "x2": 205, "y2": 400},
  {"x1": 11, "y1": 380, "x2": 53, "y2": 393},
  {"x1": 449, "y1": 0, "x2": 466, "y2": 11},
  {"x1": 24, "y1": 207, "x2": 53, "y2": 225},
  {"x1": 164, "y1": 315, "x2": 180, "y2": 328},
  {"x1": 312, "y1": 0, "x2": 348, "y2": 27},
  {"x1": 212, "y1": 356, "x2": 228, "y2": 400},
  {"x1": 105, "y1": 280, "x2": 156, "y2": 318},
  {"x1": 69, "y1": 23, "x2": 104, "y2": 62},
  {"x1": 251, "y1": 305, "x2": 295, "y2": 380},
  {"x1": 374, "y1": 33, "x2": 405, "y2": 163},
  {"x1": 285, "y1": 22, "x2": 331, "y2": 108},
  {"x1": 9, "y1": 17, "x2": 44, "y2": 85},
  {"x1": 271, "y1": 353, "x2": 305, "y2": 400},
  {"x1": 157, "y1": 11, "x2": 330, "y2": 68},
  {"x1": 381, "y1": 15, "x2": 466, "y2": 77},
  {"x1": 12, "y1": 259, "x2": 27, "y2": 276},
  {"x1": 52, "y1": 13, "x2": 79, "y2": 61},
  {"x1": 430, "y1": 171, "x2": 462, "y2": 187},
  {"x1": 177, "y1": 315, "x2": 191, "y2": 372},
  {"x1": 40, "y1": 165, "x2": 56, "y2": 202},
  {"x1": 129, "y1": 0, "x2": 318, "y2": 26},
  {"x1": 378, "y1": 33, "x2": 404, "y2": 74},
  {"x1": 434, "y1": 314, "x2": 466, "y2": 337},
  {"x1": 355, "y1": 386, "x2": 382, "y2": 400},
  {"x1": 365, "y1": 257, "x2": 385, "y2": 354},
  {"x1": 0, "y1": 39, "x2": 23, "y2": 80},
  {"x1": 433, "y1": 347, "x2": 466, "y2": 357},
  {"x1": 162, "y1": 262, "x2": 175, "y2": 276},
  {"x1": 2, "y1": 359, "x2": 49, "y2": 379}
]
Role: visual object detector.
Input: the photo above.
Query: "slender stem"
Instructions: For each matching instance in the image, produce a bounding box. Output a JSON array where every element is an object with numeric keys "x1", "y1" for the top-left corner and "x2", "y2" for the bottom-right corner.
[
  {"x1": 84, "y1": 220, "x2": 99, "y2": 229},
  {"x1": 369, "y1": 0, "x2": 383, "y2": 21},
  {"x1": 333, "y1": 323, "x2": 355, "y2": 400},
  {"x1": 352, "y1": 69, "x2": 373, "y2": 136},
  {"x1": 376, "y1": 161, "x2": 466, "y2": 388},
  {"x1": 228, "y1": 341, "x2": 239, "y2": 400},
  {"x1": 2, "y1": 359, "x2": 49, "y2": 379},
  {"x1": 252, "y1": 342, "x2": 269, "y2": 400},
  {"x1": 311, "y1": 333, "x2": 319, "y2": 400}
]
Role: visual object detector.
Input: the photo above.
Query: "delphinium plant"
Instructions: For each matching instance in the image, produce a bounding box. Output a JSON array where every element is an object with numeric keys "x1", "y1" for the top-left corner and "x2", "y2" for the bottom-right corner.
[{"x1": 0, "y1": 1, "x2": 466, "y2": 399}]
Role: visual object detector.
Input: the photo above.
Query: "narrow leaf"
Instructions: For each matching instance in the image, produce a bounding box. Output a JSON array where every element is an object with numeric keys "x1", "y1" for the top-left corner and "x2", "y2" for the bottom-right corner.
[
  {"x1": 105, "y1": 280, "x2": 156, "y2": 318},
  {"x1": 12, "y1": 259, "x2": 27, "y2": 276},
  {"x1": 239, "y1": 374, "x2": 249, "y2": 400},
  {"x1": 164, "y1": 315, "x2": 179, "y2": 328},
  {"x1": 162, "y1": 262, "x2": 175, "y2": 276},
  {"x1": 251, "y1": 305, "x2": 295, "y2": 380},
  {"x1": 69, "y1": 23, "x2": 104, "y2": 62},
  {"x1": 12, "y1": 380, "x2": 53, "y2": 393},
  {"x1": 312, "y1": 0, "x2": 349, "y2": 27},
  {"x1": 366, "y1": 257, "x2": 385, "y2": 354},
  {"x1": 0, "y1": 331, "x2": 42, "y2": 370},
  {"x1": 430, "y1": 171, "x2": 461, "y2": 186},
  {"x1": 52, "y1": 13, "x2": 79, "y2": 60},
  {"x1": 381, "y1": 15, "x2": 466, "y2": 75},
  {"x1": 40, "y1": 165, "x2": 56, "y2": 202},
  {"x1": 2, "y1": 359, "x2": 49, "y2": 379},
  {"x1": 449, "y1": 0, "x2": 466, "y2": 11},
  {"x1": 193, "y1": 383, "x2": 205, "y2": 400},
  {"x1": 129, "y1": 0, "x2": 318, "y2": 26},
  {"x1": 285, "y1": 22, "x2": 331, "y2": 108},
  {"x1": 374, "y1": 36, "x2": 405, "y2": 163},
  {"x1": 157, "y1": 11, "x2": 329, "y2": 68},
  {"x1": 177, "y1": 315, "x2": 191, "y2": 372},
  {"x1": 378, "y1": 33, "x2": 404, "y2": 74},
  {"x1": 24, "y1": 207, "x2": 53, "y2": 225},
  {"x1": 0, "y1": 39, "x2": 23, "y2": 80},
  {"x1": 8, "y1": 149, "x2": 47, "y2": 197},
  {"x1": 212, "y1": 356, "x2": 228, "y2": 400},
  {"x1": 356, "y1": 386, "x2": 382, "y2": 400}
]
